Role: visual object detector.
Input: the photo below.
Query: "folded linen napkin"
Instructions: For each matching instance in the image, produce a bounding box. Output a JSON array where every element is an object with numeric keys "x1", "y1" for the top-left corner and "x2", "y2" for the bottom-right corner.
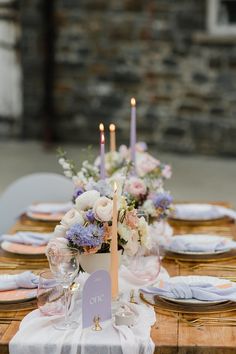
[
  {"x1": 0, "y1": 232, "x2": 54, "y2": 246},
  {"x1": 213, "y1": 205, "x2": 236, "y2": 219},
  {"x1": 28, "y1": 202, "x2": 72, "y2": 214},
  {"x1": 141, "y1": 280, "x2": 236, "y2": 302},
  {"x1": 174, "y1": 204, "x2": 236, "y2": 221},
  {"x1": 167, "y1": 237, "x2": 236, "y2": 253},
  {"x1": 0, "y1": 271, "x2": 39, "y2": 291}
]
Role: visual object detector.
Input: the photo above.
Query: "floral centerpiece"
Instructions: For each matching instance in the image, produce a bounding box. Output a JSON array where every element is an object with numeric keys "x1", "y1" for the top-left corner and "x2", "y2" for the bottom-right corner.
[
  {"x1": 58, "y1": 143, "x2": 173, "y2": 222},
  {"x1": 56, "y1": 142, "x2": 174, "y2": 250},
  {"x1": 47, "y1": 181, "x2": 151, "y2": 260}
]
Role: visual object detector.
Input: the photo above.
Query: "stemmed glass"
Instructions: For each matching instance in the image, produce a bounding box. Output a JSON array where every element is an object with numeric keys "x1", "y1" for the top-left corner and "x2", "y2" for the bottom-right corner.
[
  {"x1": 47, "y1": 247, "x2": 79, "y2": 330},
  {"x1": 37, "y1": 270, "x2": 65, "y2": 316},
  {"x1": 124, "y1": 246, "x2": 161, "y2": 284}
]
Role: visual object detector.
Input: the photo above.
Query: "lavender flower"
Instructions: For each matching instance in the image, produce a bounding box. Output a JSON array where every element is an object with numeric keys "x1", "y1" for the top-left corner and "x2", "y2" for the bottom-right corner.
[
  {"x1": 86, "y1": 209, "x2": 95, "y2": 222},
  {"x1": 73, "y1": 187, "x2": 84, "y2": 199},
  {"x1": 87, "y1": 180, "x2": 112, "y2": 197},
  {"x1": 152, "y1": 193, "x2": 173, "y2": 211},
  {"x1": 66, "y1": 223, "x2": 104, "y2": 250}
]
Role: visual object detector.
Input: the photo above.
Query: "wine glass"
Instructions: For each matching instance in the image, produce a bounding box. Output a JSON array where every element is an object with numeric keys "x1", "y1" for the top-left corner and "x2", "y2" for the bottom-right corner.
[
  {"x1": 47, "y1": 247, "x2": 79, "y2": 330},
  {"x1": 125, "y1": 246, "x2": 161, "y2": 284},
  {"x1": 37, "y1": 270, "x2": 65, "y2": 316}
]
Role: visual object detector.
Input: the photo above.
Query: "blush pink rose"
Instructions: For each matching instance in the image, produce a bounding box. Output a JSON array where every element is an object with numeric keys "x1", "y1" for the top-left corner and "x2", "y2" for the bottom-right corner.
[
  {"x1": 136, "y1": 153, "x2": 160, "y2": 177},
  {"x1": 162, "y1": 164, "x2": 172, "y2": 179},
  {"x1": 46, "y1": 237, "x2": 69, "y2": 265},
  {"x1": 119, "y1": 145, "x2": 129, "y2": 159},
  {"x1": 124, "y1": 177, "x2": 147, "y2": 197},
  {"x1": 125, "y1": 210, "x2": 139, "y2": 228},
  {"x1": 93, "y1": 196, "x2": 113, "y2": 222}
]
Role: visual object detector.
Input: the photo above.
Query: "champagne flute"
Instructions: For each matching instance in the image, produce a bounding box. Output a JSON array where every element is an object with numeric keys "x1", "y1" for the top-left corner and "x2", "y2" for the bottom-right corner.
[{"x1": 47, "y1": 247, "x2": 79, "y2": 330}]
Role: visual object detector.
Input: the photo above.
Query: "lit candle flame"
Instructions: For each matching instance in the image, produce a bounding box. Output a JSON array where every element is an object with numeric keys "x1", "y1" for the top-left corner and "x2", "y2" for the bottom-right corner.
[
  {"x1": 131, "y1": 98, "x2": 136, "y2": 107},
  {"x1": 109, "y1": 123, "x2": 116, "y2": 132},
  {"x1": 99, "y1": 123, "x2": 104, "y2": 132},
  {"x1": 114, "y1": 181, "x2": 117, "y2": 193},
  {"x1": 101, "y1": 132, "x2": 105, "y2": 144}
]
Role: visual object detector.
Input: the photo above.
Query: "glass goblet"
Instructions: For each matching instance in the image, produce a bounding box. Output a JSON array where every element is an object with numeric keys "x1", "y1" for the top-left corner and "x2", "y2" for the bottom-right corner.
[
  {"x1": 47, "y1": 247, "x2": 79, "y2": 330},
  {"x1": 37, "y1": 270, "x2": 65, "y2": 316},
  {"x1": 124, "y1": 245, "x2": 161, "y2": 284}
]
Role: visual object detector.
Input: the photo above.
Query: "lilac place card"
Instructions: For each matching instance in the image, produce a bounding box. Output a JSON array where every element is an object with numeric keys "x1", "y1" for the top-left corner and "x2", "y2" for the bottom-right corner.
[{"x1": 82, "y1": 270, "x2": 111, "y2": 329}]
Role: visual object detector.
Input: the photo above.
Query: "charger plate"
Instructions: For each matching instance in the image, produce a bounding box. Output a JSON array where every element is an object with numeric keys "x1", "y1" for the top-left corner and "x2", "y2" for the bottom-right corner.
[
  {"x1": 140, "y1": 293, "x2": 236, "y2": 314},
  {"x1": 0, "y1": 299, "x2": 37, "y2": 311},
  {"x1": 164, "y1": 248, "x2": 236, "y2": 263}
]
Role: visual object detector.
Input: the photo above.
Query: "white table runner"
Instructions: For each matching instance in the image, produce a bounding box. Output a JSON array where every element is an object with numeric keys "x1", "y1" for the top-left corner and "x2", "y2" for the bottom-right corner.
[{"x1": 10, "y1": 265, "x2": 169, "y2": 354}]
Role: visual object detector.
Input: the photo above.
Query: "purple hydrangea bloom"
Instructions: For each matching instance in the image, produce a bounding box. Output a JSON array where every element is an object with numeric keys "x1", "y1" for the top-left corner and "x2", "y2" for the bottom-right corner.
[
  {"x1": 152, "y1": 193, "x2": 173, "y2": 210},
  {"x1": 66, "y1": 223, "x2": 104, "y2": 249},
  {"x1": 86, "y1": 209, "x2": 95, "y2": 222},
  {"x1": 73, "y1": 187, "x2": 85, "y2": 199},
  {"x1": 93, "y1": 180, "x2": 112, "y2": 197}
]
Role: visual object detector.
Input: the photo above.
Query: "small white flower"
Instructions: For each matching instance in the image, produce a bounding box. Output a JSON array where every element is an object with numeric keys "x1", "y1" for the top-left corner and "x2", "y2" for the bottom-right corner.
[
  {"x1": 64, "y1": 170, "x2": 73, "y2": 178},
  {"x1": 118, "y1": 223, "x2": 139, "y2": 256},
  {"x1": 143, "y1": 200, "x2": 157, "y2": 217},
  {"x1": 138, "y1": 216, "x2": 151, "y2": 249},
  {"x1": 58, "y1": 158, "x2": 65, "y2": 166},
  {"x1": 62, "y1": 162, "x2": 71, "y2": 170}
]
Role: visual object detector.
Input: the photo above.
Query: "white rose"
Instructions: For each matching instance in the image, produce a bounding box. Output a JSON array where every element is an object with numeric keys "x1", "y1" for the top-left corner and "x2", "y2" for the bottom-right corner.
[
  {"x1": 138, "y1": 217, "x2": 151, "y2": 249},
  {"x1": 76, "y1": 190, "x2": 100, "y2": 211},
  {"x1": 93, "y1": 196, "x2": 113, "y2": 222},
  {"x1": 143, "y1": 200, "x2": 157, "y2": 217},
  {"x1": 61, "y1": 208, "x2": 84, "y2": 228},
  {"x1": 118, "y1": 223, "x2": 139, "y2": 256},
  {"x1": 54, "y1": 224, "x2": 67, "y2": 238}
]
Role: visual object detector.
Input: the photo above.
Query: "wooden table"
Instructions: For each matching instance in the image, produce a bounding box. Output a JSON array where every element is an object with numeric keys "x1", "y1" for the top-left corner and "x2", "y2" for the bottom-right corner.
[{"x1": 1, "y1": 205, "x2": 236, "y2": 354}]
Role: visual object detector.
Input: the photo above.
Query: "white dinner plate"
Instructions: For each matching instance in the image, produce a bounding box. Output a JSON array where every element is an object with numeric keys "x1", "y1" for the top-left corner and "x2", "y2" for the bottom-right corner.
[
  {"x1": 1, "y1": 241, "x2": 46, "y2": 255},
  {"x1": 165, "y1": 234, "x2": 231, "y2": 255},
  {"x1": 171, "y1": 203, "x2": 225, "y2": 221},
  {"x1": 159, "y1": 275, "x2": 232, "y2": 305}
]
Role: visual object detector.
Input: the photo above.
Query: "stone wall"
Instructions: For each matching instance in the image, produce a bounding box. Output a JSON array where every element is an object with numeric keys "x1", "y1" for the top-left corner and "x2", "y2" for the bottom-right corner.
[
  {"x1": 20, "y1": 0, "x2": 45, "y2": 138},
  {"x1": 0, "y1": 0, "x2": 22, "y2": 139},
  {"x1": 21, "y1": 0, "x2": 236, "y2": 155}
]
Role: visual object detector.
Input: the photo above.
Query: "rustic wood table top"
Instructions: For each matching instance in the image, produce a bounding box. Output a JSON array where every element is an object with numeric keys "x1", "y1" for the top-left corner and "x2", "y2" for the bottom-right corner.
[{"x1": 1, "y1": 203, "x2": 236, "y2": 354}]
